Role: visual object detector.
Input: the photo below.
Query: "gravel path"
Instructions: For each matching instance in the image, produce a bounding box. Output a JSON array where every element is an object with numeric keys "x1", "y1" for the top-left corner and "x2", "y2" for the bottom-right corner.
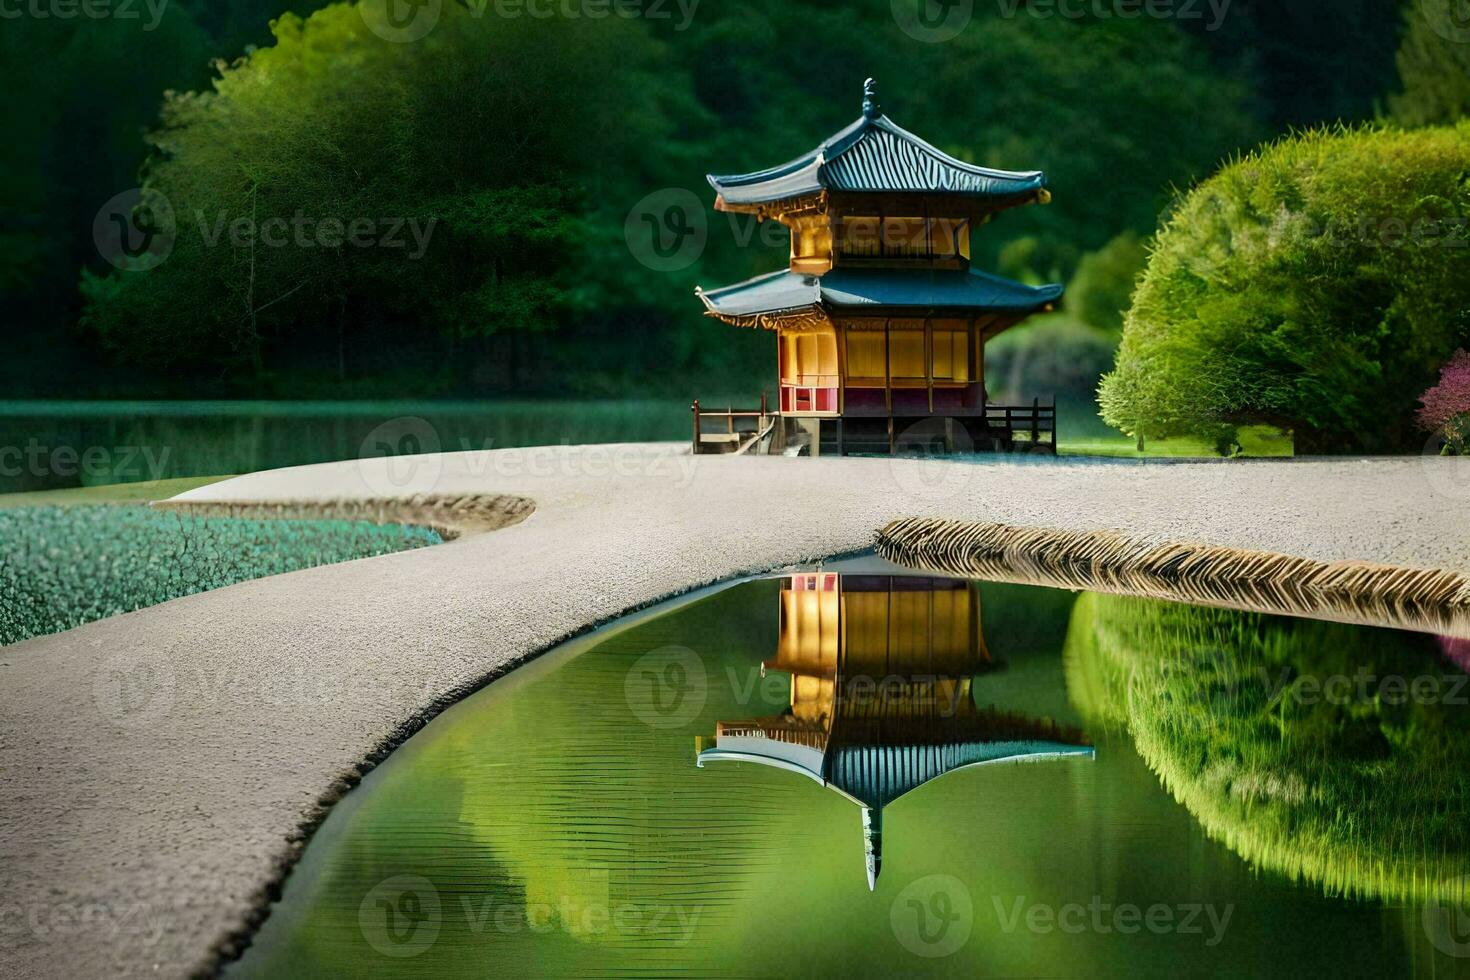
[{"x1": 3, "y1": 444, "x2": 1469, "y2": 978}]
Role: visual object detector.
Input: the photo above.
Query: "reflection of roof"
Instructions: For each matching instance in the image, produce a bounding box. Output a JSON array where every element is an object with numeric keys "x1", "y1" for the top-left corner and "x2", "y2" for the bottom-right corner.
[
  {"x1": 696, "y1": 725, "x2": 1093, "y2": 892},
  {"x1": 707, "y1": 112, "x2": 1047, "y2": 209},
  {"x1": 694, "y1": 570, "x2": 1093, "y2": 890},
  {"x1": 826, "y1": 740, "x2": 1095, "y2": 811},
  {"x1": 696, "y1": 268, "x2": 1063, "y2": 320}
]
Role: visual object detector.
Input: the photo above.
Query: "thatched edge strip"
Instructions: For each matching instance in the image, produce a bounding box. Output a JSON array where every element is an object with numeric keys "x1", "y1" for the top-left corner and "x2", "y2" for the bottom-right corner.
[
  {"x1": 876, "y1": 517, "x2": 1470, "y2": 639},
  {"x1": 155, "y1": 493, "x2": 535, "y2": 541}
]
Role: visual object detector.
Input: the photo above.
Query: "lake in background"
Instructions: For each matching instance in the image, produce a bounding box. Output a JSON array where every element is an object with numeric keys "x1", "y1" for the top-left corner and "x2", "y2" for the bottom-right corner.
[
  {"x1": 0, "y1": 396, "x2": 1136, "y2": 494},
  {"x1": 0, "y1": 400, "x2": 716, "y2": 494}
]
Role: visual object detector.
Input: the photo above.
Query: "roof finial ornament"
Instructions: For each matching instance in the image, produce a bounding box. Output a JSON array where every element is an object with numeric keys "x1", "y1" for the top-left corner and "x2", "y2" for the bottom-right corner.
[{"x1": 862, "y1": 77, "x2": 880, "y2": 120}]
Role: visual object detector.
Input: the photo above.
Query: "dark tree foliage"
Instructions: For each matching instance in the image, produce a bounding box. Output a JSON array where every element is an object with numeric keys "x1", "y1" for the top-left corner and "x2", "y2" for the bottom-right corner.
[
  {"x1": 1178, "y1": 0, "x2": 1403, "y2": 129},
  {"x1": 0, "y1": 0, "x2": 1413, "y2": 398}
]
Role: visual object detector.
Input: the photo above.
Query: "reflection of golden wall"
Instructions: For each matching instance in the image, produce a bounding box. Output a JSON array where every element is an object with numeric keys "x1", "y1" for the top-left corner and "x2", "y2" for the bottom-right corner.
[
  {"x1": 760, "y1": 578, "x2": 990, "y2": 735},
  {"x1": 775, "y1": 583, "x2": 840, "y2": 676},
  {"x1": 774, "y1": 580, "x2": 841, "y2": 725},
  {"x1": 841, "y1": 585, "x2": 983, "y2": 676},
  {"x1": 770, "y1": 578, "x2": 986, "y2": 683}
]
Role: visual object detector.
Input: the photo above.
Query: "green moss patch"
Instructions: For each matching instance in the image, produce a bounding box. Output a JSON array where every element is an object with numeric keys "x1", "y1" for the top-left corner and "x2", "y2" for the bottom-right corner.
[{"x1": 0, "y1": 505, "x2": 440, "y2": 646}]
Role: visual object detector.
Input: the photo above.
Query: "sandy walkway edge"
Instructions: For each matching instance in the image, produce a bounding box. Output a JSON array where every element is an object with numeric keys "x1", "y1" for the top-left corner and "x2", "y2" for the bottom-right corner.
[{"x1": 2, "y1": 443, "x2": 1469, "y2": 979}]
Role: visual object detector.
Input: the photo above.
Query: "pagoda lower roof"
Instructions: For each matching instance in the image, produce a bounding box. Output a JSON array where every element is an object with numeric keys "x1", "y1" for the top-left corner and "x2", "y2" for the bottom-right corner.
[
  {"x1": 708, "y1": 112, "x2": 1046, "y2": 211},
  {"x1": 696, "y1": 268, "x2": 1063, "y2": 323}
]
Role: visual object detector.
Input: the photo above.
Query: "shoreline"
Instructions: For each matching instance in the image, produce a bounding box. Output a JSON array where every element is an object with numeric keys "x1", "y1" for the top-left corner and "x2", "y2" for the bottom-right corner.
[{"x1": 2, "y1": 444, "x2": 1468, "y2": 978}]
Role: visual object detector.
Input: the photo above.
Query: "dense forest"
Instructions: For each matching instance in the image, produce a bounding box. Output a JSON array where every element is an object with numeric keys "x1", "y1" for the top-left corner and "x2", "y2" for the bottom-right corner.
[{"x1": 0, "y1": 0, "x2": 1423, "y2": 401}]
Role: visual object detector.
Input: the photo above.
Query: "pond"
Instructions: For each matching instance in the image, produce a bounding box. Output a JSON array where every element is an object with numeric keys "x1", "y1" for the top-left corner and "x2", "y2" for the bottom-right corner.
[
  {"x1": 229, "y1": 560, "x2": 1470, "y2": 978},
  {"x1": 0, "y1": 400, "x2": 705, "y2": 493}
]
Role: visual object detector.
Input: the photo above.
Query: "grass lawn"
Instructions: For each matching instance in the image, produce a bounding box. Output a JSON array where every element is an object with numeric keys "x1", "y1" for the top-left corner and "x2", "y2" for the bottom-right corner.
[
  {"x1": 0, "y1": 475, "x2": 232, "y2": 508},
  {"x1": 1058, "y1": 425, "x2": 1294, "y2": 459}
]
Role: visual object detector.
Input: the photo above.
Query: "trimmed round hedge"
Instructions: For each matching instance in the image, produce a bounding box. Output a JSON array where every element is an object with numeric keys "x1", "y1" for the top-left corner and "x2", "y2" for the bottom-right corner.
[{"x1": 1100, "y1": 122, "x2": 1470, "y2": 454}]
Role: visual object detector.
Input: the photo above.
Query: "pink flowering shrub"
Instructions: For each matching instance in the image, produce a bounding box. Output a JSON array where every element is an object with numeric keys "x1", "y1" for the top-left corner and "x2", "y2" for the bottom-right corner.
[{"x1": 1418, "y1": 349, "x2": 1470, "y2": 454}]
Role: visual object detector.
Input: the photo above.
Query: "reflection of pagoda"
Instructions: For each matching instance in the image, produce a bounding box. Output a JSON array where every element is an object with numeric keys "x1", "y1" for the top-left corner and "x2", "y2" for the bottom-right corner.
[{"x1": 696, "y1": 574, "x2": 1093, "y2": 889}]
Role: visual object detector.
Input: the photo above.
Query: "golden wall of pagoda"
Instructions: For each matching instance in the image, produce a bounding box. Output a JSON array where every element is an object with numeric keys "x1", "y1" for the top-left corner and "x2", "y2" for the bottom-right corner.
[
  {"x1": 783, "y1": 209, "x2": 973, "y2": 275},
  {"x1": 766, "y1": 576, "x2": 989, "y2": 727},
  {"x1": 775, "y1": 318, "x2": 987, "y2": 417}
]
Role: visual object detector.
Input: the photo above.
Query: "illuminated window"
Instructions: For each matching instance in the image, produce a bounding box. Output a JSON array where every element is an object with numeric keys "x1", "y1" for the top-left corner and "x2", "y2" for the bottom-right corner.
[
  {"x1": 838, "y1": 216, "x2": 882, "y2": 258},
  {"x1": 931, "y1": 330, "x2": 969, "y2": 382},
  {"x1": 845, "y1": 330, "x2": 886, "y2": 381},
  {"x1": 843, "y1": 324, "x2": 971, "y2": 386},
  {"x1": 889, "y1": 329, "x2": 925, "y2": 380},
  {"x1": 835, "y1": 216, "x2": 969, "y2": 260},
  {"x1": 780, "y1": 330, "x2": 838, "y2": 386}
]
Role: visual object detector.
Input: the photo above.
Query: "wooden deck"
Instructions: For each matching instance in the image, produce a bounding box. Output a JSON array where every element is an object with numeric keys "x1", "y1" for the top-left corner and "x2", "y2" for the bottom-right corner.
[
  {"x1": 692, "y1": 395, "x2": 1055, "y2": 456},
  {"x1": 691, "y1": 396, "x2": 777, "y2": 455}
]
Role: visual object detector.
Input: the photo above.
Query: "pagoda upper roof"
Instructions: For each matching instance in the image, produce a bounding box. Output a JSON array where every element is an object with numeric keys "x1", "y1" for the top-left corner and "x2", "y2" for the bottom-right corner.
[
  {"x1": 696, "y1": 267, "x2": 1063, "y2": 324},
  {"x1": 707, "y1": 81, "x2": 1047, "y2": 211}
]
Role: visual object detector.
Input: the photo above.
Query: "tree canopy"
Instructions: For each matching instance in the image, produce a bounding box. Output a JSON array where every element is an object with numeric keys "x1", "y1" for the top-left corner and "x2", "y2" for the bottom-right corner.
[
  {"x1": 1099, "y1": 122, "x2": 1470, "y2": 454},
  {"x1": 1388, "y1": 0, "x2": 1470, "y2": 128},
  {"x1": 68, "y1": 2, "x2": 1265, "y2": 395}
]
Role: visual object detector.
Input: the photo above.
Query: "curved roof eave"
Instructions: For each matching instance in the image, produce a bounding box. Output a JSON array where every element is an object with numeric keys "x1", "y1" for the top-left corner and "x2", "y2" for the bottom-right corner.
[
  {"x1": 696, "y1": 269, "x2": 1064, "y2": 321},
  {"x1": 706, "y1": 113, "x2": 1047, "y2": 208}
]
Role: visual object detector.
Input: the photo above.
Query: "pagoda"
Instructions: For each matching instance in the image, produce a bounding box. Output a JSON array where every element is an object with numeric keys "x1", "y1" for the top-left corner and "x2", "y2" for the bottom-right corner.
[
  {"x1": 691, "y1": 79, "x2": 1062, "y2": 456},
  {"x1": 694, "y1": 574, "x2": 1093, "y2": 889}
]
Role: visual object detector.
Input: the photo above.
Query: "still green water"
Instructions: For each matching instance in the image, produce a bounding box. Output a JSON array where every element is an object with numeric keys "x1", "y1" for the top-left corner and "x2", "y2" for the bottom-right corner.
[
  {"x1": 229, "y1": 568, "x2": 1470, "y2": 978},
  {"x1": 0, "y1": 400, "x2": 703, "y2": 493}
]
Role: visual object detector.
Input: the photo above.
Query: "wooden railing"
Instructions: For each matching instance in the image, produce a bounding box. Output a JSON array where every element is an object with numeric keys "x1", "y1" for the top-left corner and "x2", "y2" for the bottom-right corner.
[
  {"x1": 984, "y1": 397, "x2": 1056, "y2": 451},
  {"x1": 691, "y1": 394, "x2": 774, "y2": 455},
  {"x1": 689, "y1": 394, "x2": 1057, "y2": 455}
]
